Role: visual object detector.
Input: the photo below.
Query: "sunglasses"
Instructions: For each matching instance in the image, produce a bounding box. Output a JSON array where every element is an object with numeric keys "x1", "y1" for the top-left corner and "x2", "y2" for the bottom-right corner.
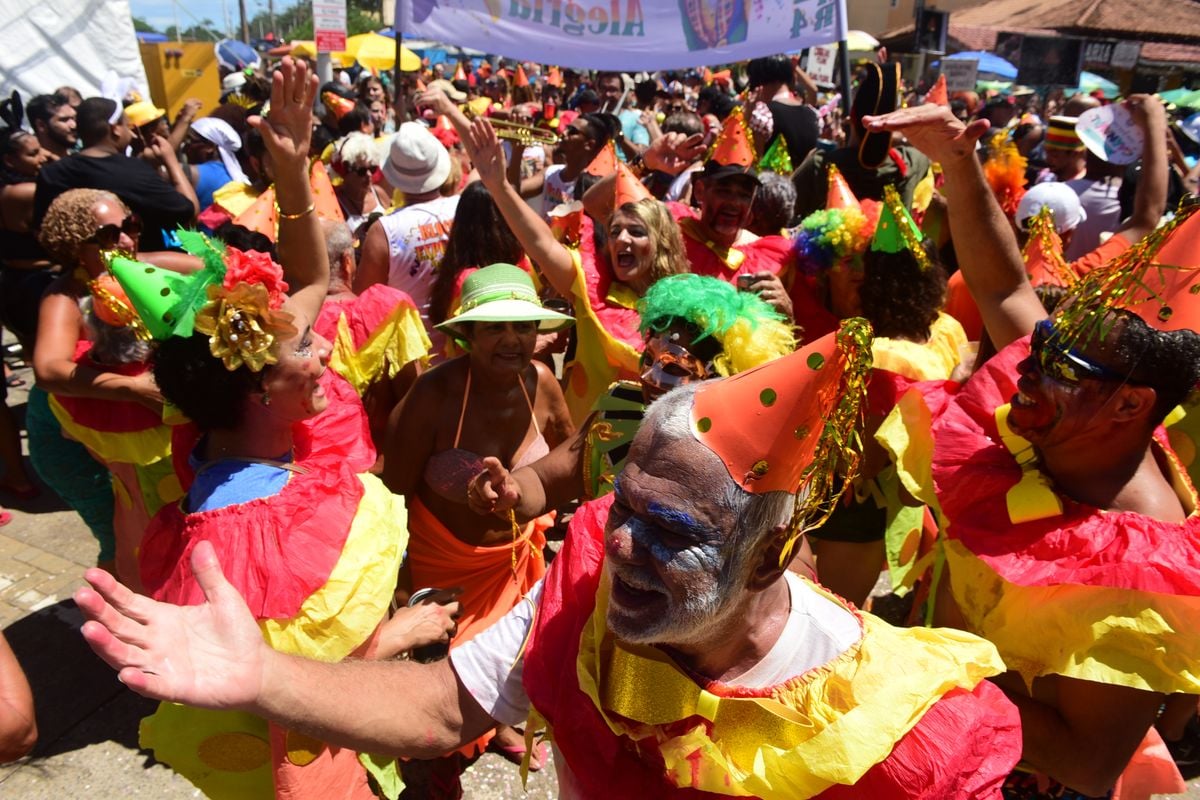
[
  {"x1": 86, "y1": 215, "x2": 142, "y2": 249},
  {"x1": 1031, "y1": 319, "x2": 1127, "y2": 386}
]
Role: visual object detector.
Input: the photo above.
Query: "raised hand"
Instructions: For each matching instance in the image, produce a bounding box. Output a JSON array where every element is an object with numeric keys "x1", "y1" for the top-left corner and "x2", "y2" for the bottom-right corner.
[
  {"x1": 863, "y1": 105, "x2": 990, "y2": 167},
  {"x1": 461, "y1": 117, "x2": 507, "y2": 190},
  {"x1": 75, "y1": 541, "x2": 269, "y2": 711},
  {"x1": 643, "y1": 132, "x2": 706, "y2": 175},
  {"x1": 467, "y1": 456, "x2": 521, "y2": 516},
  {"x1": 249, "y1": 57, "x2": 317, "y2": 170},
  {"x1": 415, "y1": 87, "x2": 456, "y2": 118}
]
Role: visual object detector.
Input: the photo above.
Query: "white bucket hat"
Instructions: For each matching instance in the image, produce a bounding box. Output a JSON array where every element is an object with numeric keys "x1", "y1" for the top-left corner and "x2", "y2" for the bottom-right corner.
[{"x1": 381, "y1": 122, "x2": 451, "y2": 195}]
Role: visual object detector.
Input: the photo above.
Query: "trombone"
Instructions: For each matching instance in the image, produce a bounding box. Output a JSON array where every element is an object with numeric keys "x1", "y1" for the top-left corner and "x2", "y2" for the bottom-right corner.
[{"x1": 472, "y1": 112, "x2": 562, "y2": 146}]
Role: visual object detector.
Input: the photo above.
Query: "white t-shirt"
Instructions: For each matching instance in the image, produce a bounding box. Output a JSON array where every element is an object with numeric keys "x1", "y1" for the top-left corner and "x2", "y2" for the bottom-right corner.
[
  {"x1": 451, "y1": 569, "x2": 861, "y2": 794},
  {"x1": 377, "y1": 194, "x2": 460, "y2": 348},
  {"x1": 541, "y1": 164, "x2": 575, "y2": 219}
]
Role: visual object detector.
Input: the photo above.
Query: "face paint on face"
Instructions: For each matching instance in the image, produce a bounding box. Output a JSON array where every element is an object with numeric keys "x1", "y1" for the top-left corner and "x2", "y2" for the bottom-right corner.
[
  {"x1": 639, "y1": 333, "x2": 711, "y2": 401},
  {"x1": 603, "y1": 436, "x2": 748, "y2": 648}
]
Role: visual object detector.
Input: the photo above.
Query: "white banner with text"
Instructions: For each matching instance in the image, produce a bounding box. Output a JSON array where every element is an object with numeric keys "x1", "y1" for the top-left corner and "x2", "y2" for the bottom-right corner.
[{"x1": 395, "y1": 0, "x2": 848, "y2": 70}]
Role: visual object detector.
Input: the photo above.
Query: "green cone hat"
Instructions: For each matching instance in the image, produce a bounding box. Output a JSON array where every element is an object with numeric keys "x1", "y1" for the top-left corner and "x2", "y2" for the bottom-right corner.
[
  {"x1": 107, "y1": 254, "x2": 222, "y2": 340},
  {"x1": 758, "y1": 135, "x2": 793, "y2": 175},
  {"x1": 870, "y1": 185, "x2": 930, "y2": 270}
]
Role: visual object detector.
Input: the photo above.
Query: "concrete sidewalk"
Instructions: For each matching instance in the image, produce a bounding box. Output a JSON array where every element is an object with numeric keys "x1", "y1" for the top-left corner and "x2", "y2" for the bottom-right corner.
[{"x1": 0, "y1": 359, "x2": 1194, "y2": 799}]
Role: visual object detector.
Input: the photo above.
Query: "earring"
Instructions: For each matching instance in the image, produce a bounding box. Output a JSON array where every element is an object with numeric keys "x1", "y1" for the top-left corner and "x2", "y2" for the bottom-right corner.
[{"x1": 261, "y1": 392, "x2": 271, "y2": 406}]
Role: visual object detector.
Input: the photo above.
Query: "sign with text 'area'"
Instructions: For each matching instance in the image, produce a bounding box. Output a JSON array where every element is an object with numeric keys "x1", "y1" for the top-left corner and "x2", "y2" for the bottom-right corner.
[{"x1": 395, "y1": 0, "x2": 848, "y2": 70}]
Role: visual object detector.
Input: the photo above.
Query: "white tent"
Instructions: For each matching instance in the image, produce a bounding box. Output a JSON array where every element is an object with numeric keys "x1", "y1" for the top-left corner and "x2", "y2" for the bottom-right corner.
[{"x1": 0, "y1": 0, "x2": 148, "y2": 106}]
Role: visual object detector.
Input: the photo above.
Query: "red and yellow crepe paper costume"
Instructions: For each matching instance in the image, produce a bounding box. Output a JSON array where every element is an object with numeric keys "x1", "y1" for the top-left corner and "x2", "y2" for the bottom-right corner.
[
  {"x1": 138, "y1": 387, "x2": 406, "y2": 799},
  {"x1": 314, "y1": 285, "x2": 431, "y2": 397},
  {"x1": 882, "y1": 338, "x2": 1200, "y2": 697},
  {"x1": 562, "y1": 213, "x2": 644, "y2": 424},
  {"x1": 521, "y1": 493, "x2": 1022, "y2": 799}
]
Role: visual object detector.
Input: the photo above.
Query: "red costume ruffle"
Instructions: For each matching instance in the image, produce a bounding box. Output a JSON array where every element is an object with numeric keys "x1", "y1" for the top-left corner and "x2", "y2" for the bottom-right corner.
[
  {"x1": 933, "y1": 337, "x2": 1200, "y2": 595},
  {"x1": 140, "y1": 452, "x2": 365, "y2": 619},
  {"x1": 522, "y1": 495, "x2": 1021, "y2": 799}
]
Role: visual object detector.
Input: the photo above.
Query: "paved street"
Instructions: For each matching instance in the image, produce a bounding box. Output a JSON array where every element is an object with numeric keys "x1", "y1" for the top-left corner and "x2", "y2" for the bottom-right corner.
[{"x1": 0, "y1": 356, "x2": 1192, "y2": 799}]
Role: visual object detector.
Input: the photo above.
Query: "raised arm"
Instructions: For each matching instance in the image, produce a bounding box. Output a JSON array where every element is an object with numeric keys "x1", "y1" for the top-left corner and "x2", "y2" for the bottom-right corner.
[
  {"x1": 461, "y1": 119, "x2": 578, "y2": 299},
  {"x1": 864, "y1": 105, "x2": 1046, "y2": 349},
  {"x1": 252, "y1": 58, "x2": 328, "y2": 330},
  {"x1": 1116, "y1": 94, "x2": 1168, "y2": 244},
  {"x1": 419, "y1": 88, "x2": 579, "y2": 299},
  {"x1": 76, "y1": 542, "x2": 496, "y2": 759}
]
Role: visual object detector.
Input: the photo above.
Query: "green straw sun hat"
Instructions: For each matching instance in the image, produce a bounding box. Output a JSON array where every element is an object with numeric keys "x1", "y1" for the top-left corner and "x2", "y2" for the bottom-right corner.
[{"x1": 435, "y1": 263, "x2": 574, "y2": 339}]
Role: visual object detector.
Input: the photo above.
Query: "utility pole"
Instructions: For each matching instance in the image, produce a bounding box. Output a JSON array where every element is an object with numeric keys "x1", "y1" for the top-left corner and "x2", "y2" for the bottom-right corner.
[
  {"x1": 268, "y1": 0, "x2": 276, "y2": 38},
  {"x1": 239, "y1": 0, "x2": 250, "y2": 42}
]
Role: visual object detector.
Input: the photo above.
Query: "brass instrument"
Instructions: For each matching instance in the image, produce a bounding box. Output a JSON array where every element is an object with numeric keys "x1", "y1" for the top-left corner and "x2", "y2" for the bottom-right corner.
[{"x1": 484, "y1": 116, "x2": 561, "y2": 146}]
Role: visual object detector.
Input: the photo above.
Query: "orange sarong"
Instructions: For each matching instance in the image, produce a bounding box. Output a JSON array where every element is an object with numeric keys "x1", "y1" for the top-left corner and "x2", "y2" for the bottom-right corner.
[{"x1": 406, "y1": 497, "x2": 550, "y2": 645}]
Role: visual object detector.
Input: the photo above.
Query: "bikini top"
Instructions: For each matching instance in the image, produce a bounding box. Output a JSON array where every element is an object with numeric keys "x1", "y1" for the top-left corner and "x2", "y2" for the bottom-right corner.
[{"x1": 422, "y1": 368, "x2": 549, "y2": 504}]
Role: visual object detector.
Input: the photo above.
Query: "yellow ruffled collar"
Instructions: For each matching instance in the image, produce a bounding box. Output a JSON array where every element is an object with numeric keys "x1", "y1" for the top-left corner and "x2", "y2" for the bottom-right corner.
[
  {"x1": 574, "y1": 568, "x2": 1006, "y2": 799},
  {"x1": 680, "y1": 218, "x2": 747, "y2": 271}
]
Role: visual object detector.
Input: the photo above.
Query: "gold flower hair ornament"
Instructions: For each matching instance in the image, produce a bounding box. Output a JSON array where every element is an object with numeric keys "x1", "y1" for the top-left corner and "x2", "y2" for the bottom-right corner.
[{"x1": 193, "y1": 282, "x2": 297, "y2": 372}]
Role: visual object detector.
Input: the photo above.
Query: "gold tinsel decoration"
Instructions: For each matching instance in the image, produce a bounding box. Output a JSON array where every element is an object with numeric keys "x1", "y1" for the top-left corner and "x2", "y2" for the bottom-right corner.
[
  {"x1": 779, "y1": 316, "x2": 874, "y2": 566},
  {"x1": 1054, "y1": 196, "x2": 1200, "y2": 352}
]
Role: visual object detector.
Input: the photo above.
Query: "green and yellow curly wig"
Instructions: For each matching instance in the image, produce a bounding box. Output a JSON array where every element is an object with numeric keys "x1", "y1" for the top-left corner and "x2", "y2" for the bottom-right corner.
[{"x1": 637, "y1": 273, "x2": 795, "y2": 376}]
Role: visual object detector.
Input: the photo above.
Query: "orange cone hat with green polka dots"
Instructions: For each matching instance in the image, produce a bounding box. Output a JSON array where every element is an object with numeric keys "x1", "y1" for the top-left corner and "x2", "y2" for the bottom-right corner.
[{"x1": 689, "y1": 318, "x2": 874, "y2": 556}]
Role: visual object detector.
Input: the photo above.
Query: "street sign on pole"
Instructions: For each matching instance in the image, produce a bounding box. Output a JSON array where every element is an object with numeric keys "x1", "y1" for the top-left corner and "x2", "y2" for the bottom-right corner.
[{"x1": 313, "y1": 0, "x2": 346, "y2": 53}]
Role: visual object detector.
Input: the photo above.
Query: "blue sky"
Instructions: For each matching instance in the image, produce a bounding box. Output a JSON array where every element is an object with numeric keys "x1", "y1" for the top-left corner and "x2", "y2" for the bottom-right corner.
[{"x1": 129, "y1": 0, "x2": 278, "y2": 36}]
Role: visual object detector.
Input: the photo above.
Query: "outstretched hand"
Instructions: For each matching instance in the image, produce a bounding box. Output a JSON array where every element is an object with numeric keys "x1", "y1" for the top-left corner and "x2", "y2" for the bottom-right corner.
[
  {"x1": 862, "y1": 105, "x2": 990, "y2": 167},
  {"x1": 75, "y1": 541, "x2": 268, "y2": 711},
  {"x1": 461, "y1": 118, "x2": 507, "y2": 190},
  {"x1": 467, "y1": 456, "x2": 521, "y2": 516},
  {"x1": 248, "y1": 57, "x2": 317, "y2": 170}
]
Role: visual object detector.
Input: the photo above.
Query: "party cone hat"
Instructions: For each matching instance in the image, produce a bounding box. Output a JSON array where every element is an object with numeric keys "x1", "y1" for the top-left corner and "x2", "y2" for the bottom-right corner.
[
  {"x1": 107, "y1": 254, "x2": 221, "y2": 340},
  {"x1": 825, "y1": 164, "x2": 861, "y2": 212},
  {"x1": 613, "y1": 161, "x2": 651, "y2": 207},
  {"x1": 1088, "y1": 198, "x2": 1200, "y2": 333},
  {"x1": 1021, "y1": 206, "x2": 1075, "y2": 288},
  {"x1": 584, "y1": 140, "x2": 619, "y2": 177},
  {"x1": 514, "y1": 64, "x2": 529, "y2": 88},
  {"x1": 690, "y1": 319, "x2": 874, "y2": 559},
  {"x1": 707, "y1": 105, "x2": 756, "y2": 168},
  {"x1": 322, "y1": 91, "x2": 355, "y2": 121},
  {"x1": 871, "y1": 185, "x2": 930, "y2": 269},
  {"x1": 454, "y1": 62, "x2": 467, "y2": 82},
  {"x1": 758, "y1": 135, "x2": 793, "y2": 174},
  {"x1": 926, "y1": 74, "x2": 949, "y2": 107},
  {"x1": 547, "y1": 66, "x2": 563, "y2": 87}
]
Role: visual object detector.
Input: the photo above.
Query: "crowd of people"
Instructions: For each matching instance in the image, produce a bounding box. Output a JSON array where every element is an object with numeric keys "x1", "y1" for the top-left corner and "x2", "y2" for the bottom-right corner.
[{"x1": 0, "y1": 39, "x2": 1197, "y2": 800}]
